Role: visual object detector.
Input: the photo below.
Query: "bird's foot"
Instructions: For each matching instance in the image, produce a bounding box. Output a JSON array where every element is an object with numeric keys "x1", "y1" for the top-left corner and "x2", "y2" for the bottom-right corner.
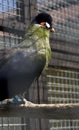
[
  {"x1": 0, "y1": 96, "x2": 23, "y2": 105},
  {"x1": 0, "y1": 97, "x2": 34, "y2": 107}
]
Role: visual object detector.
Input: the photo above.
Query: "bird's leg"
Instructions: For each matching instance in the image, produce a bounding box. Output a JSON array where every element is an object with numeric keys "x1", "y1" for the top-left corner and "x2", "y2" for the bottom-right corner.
[
  {"x1": 17, "y1": 94, "x2": 34, "y2": 106},
  {"x1": 16, "y1": 94, "x2": 32, "y2": 106},
  {"x1": 12, "y1": 95, "x2": 22, "y2": 103},
  {"x1": 0, "y1": 95, "x2": 34, "y2": 106},
  {"x1": 13, "y1": 94, "x2": 33, "y2": 106},
  {"x1": 0, "y1": 98, "x2": 17, "y2": 105},
  {"x1": 0, "y1": 96, "x2": 24, "y2": 105},
  {"x1": 0, "y1": 98, "x2": 34, "y2": 108}
]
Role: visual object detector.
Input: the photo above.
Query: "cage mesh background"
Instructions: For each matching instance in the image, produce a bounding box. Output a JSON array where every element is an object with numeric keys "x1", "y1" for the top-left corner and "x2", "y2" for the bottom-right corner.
[
  {"x1": 0, "y1": 0, "x2": 79, "y2": 130},
  {"x1": 37, "y1": 0, "x2": 79, "y2": 69},
  {"x1": 46, "y1": 68, "x2": 79, "y2": 130},
  {"x1": 37, "y1": 0, "x2": 79, "y2": 130}
]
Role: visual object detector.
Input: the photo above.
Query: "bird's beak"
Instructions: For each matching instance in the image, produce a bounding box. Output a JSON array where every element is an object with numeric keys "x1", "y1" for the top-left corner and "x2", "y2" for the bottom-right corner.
[{"x1": 50, "y1": 28, "x2": 55, "y2": 32}]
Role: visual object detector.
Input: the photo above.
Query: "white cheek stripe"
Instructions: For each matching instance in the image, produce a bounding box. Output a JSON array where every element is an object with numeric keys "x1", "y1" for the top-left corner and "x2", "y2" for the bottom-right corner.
[
  {"x1": 35, "y1": 23, "x2": 50, "y2": 29},
  {"x1": 46, "y1": 22, "x2": 50, "y2": 28}
]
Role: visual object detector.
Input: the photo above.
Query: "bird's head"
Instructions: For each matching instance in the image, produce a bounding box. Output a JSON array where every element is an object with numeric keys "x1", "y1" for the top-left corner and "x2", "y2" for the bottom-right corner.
[{"x1": 32, "y1": 13, "x2": 55, "y2": 32}]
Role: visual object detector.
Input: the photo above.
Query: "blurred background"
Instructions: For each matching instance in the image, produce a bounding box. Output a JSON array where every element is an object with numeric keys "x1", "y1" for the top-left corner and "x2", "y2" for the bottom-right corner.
[{"x1": 0, "y1": 0, "x2": 79, "y2": 129}]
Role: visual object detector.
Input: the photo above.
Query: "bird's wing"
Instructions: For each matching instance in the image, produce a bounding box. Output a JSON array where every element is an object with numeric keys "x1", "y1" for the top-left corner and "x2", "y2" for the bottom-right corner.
[
  {"x1": 0, "y1": 49, "x2": 46, "y2": 100},
  {"x1": 0, "y1": 34, "x2": 38, "y2": 68}
]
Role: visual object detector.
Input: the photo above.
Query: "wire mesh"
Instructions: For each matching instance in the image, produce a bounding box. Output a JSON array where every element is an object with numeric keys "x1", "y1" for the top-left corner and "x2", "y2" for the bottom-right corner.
[
  {"x1": 0, "y1": 0, "x2": 24, "y2": 49},
  {"x1": 0, "y1": 0, "x2": 79, "y2": 130},
  {"x1": 37, "y1": 0, "x2": 79, "y2": 69},
  {"x1": 37, "y1": 0, "x2": 79, "y2": 129},
  {"x1": 46, "y1": 67, "x2": 79, "y2": 130},
  {"x1": 0, "y1": 117, "x2": 27, "y2": 130},
  {"x1": 0, "y1": 0, "x2": 38, "y2": 130},
  {"x1": 47, "y1": 68, "x2": 79, "y2": 104},
  {"x1": 49, "y1": 120, "x2": 79, "y2": 130}
]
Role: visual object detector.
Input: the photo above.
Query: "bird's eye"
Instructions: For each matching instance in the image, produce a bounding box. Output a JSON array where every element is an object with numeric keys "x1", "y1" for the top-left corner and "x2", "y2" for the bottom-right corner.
[
  {"x1": 40, "y1": 22, "x2": 50, "y2": 29},
  {"x1": 40, "y1": 22, "x2": 46, "y2": 26}
]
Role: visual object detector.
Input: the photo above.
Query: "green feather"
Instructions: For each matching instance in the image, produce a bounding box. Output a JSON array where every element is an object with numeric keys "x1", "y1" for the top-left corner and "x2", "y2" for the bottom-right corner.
[{"x1": 22, "y1": 24, "x2": 51, "y2": 68}]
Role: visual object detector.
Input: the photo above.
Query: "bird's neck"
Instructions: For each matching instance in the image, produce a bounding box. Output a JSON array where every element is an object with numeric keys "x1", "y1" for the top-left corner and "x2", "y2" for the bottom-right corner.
[
  {"x1": 31, "y1": 24, "x2": 51, "y2": 67},
  {"x1": 25, "y1": 24, "x2": 51, "y2": 68},
  {"x1": 28, "y1": 24, "x2": 50, "y2": 38}
]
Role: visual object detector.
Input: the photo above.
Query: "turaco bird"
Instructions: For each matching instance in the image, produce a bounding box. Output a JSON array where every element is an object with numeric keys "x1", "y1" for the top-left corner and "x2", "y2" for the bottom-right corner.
[{"x1": 0, "y1": 12, "x2": 55, "y2": 103}]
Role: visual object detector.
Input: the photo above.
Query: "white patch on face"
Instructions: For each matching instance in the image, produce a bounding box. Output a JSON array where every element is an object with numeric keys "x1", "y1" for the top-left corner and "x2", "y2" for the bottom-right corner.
[{"x1": 46, "y1": 22, "x2": 50, "y2": 29}]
